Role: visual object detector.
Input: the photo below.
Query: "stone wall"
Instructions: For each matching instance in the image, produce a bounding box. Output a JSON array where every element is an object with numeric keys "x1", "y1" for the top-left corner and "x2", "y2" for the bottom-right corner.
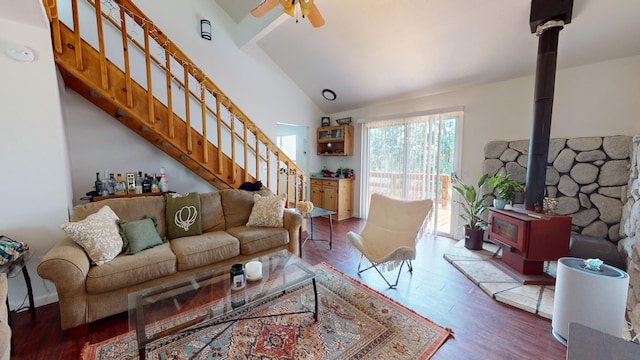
[
  {"x1": 619, "y1": 135, "x2": 640, "y2": 328},
  {"x1": 483, "y1": 135, "x2": 632, "y2": 241},
  {"x1": 485, "y1": 135, "x2": 640, "y2": 336}
]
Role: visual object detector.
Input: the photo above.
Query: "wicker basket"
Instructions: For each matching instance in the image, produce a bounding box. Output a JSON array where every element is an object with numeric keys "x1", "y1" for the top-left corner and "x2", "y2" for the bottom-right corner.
[{"x1": 335, "y1": 117, "x2": 352, "y2": 125}]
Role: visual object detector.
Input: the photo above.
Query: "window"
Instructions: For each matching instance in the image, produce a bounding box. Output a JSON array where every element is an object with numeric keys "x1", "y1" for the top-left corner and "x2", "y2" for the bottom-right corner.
[
  {"x1": 361, "y1": 108, "x2": 462, "y2": 235},
  {"x1": 276, "y1": 134, "x2": 297, "y2": 163}
]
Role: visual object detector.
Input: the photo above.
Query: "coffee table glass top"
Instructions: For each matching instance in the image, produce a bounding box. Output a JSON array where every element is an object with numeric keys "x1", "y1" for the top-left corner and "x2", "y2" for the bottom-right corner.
[{"x1": 128, "y1": 249, "x2": 316, "y2": 354}]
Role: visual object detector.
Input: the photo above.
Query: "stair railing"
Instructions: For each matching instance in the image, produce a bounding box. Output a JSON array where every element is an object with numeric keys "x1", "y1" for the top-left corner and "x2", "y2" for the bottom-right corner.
[{"x1": 43, "y1": 0, "x2": 305, "y2": 204}]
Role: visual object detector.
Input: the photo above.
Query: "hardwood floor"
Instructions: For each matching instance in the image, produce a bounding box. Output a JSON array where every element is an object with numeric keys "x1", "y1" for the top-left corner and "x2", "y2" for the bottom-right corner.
[{"x1": 10, "y1": 217, "x2": 566, "y2": 359}]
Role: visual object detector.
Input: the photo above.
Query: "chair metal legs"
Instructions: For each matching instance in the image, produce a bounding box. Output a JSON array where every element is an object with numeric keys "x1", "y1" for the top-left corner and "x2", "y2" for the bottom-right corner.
[{"x1": 356, "y1": 255, "x2": 413, "y2": 289}]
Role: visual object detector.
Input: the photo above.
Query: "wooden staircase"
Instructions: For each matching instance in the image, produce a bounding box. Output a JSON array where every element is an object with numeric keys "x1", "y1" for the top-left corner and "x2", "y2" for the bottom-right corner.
[{"x1": 43, "y1": 0, "x2": 305, "y2": 202}]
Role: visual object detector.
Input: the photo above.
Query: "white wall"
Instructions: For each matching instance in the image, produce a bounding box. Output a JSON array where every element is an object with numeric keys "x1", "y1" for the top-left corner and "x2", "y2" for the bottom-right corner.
[
  {"x1": 327, "y1": 55, "x2": 640, "y2": 224},
  {"x1": 0, "y1": 11, "x2": 72, "y2": 308},
  {"x1": 62, "y1": 90, "x2": 218, "y2": 205}
]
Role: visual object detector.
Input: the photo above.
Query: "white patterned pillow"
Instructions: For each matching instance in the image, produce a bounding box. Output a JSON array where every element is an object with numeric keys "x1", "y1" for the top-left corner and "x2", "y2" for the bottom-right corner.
[
  {"x1": 246, "y1": 193, "x2": 287, "y2": 228},
  {"x1": 60, "y1": 205, "x2": 123, "y2": 265}
]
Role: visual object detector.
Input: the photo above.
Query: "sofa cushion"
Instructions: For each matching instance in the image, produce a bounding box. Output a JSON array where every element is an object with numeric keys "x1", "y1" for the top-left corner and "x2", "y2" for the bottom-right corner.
[
  {"x1": 220, "y1": 189, "x2": 275, "y2": 229},
  {"x1": 200, "y1": 192, "x2": 226, "y2": 232},
  {"x1": 166, "y1": 193, "x2": 202, "y2": 239},
  {"x1": 118, "y1": 217, "x2": 165, "y2": 255},
  {"x1": 246, "y1": 193, "x2": 286, "y2": 228},
  {"x1": 72, "y1": 196, "x2": 167, "y2": 238},
  {"x1": 60, "y1": 205, "x2": 123, "y2": 266},
  {"x1": 226, "y1": 226, "x2": 289, "y2": 255},
  {"x1": 86, "y1": 242, "x2": 176, "y2": 294},
  {"x1": 170, "y1": 231, "x2": 240, "y2": 271}
]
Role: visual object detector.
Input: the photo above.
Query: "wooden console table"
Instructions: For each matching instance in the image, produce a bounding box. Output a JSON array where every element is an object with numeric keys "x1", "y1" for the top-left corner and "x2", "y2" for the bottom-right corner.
[
  {"x1": 488, "y1": 207, "x2": 571, "y2": 285},
  {"x1": 91, "y1": 191, "x2": 173, "y2": 202}
]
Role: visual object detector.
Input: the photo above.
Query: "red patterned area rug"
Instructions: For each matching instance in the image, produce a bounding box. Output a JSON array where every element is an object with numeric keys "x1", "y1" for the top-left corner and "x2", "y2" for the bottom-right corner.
[{"x1": 81, "y1": 263, "x2": 452, "y2": 359}]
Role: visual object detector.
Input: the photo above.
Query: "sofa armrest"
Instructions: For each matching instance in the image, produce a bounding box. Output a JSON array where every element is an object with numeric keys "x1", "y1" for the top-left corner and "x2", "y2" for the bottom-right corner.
[
  {"x1": 283, "y1": 209, "x2": 303, "y2": 256},
  {"x1": 37, "y1": 237, "x2": 91, "y2": 329},
  {"x1": 0, "y1": 273, "x2": 9, "y2": 360}
]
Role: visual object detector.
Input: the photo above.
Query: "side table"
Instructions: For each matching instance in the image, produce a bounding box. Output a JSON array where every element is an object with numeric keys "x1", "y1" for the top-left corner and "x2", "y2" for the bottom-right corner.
[
  {"x1": 0, "y1": 249, "x2": 36, "y2": 355},
  {"x1": 1, "y1": 249, "x2": 36, "y2": 317},
  {"x1": 295, "y1": 207, "x2": 336, "y2": 257}
]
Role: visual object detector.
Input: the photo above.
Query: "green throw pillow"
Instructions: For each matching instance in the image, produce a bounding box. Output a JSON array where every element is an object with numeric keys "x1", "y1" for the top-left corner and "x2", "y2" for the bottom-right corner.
[
  {"x1": 118, "y1": 218, "x2": 164, "y2": 255},
  {"x1": 166, "y1": 192, "x2": 202, "y2": 239}
]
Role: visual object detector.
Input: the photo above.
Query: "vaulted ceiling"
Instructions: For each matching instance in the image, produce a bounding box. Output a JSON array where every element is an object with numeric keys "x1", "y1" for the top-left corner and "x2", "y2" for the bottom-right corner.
[{"x1": 216, "y1": 0, "x2": 640, "y2": 114}]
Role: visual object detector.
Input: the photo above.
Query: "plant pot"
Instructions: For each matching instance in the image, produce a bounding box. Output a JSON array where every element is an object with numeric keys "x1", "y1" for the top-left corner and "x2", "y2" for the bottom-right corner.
[
  {"x1": 493, "y1": 198, "x2": 507, "y2": 210},
  {"x1": 464, "y1": 227, "x2": 485, "y2": 250},
  {"x1": 513, "y1": 191, "x2": 525, "y2": 204}
]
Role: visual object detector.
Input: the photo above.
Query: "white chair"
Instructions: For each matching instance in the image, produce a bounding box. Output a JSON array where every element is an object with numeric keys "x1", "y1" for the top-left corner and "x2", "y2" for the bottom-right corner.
[{"x1": 347, "y1": 193, "x2": 433, "y2": 288}]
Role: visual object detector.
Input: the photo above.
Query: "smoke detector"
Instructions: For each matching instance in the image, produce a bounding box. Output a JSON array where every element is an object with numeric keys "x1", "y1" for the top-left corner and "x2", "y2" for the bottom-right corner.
[{"x1": 6, "y1": 45, "x2": 35, "y2": 63}]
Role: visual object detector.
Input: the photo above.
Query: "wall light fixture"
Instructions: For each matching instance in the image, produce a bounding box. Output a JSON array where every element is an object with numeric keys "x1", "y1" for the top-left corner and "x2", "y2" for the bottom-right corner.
[{"x1": 201, "y1": 19, "x2": 212, "y2": 40}]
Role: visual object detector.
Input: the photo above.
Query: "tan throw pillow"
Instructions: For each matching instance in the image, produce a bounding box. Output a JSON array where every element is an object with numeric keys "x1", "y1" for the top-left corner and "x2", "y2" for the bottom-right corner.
[
  {"x1": 246, "y1": 193, "x2": 286, "y2": 228},
  {"x1": 60, "y1": 205, "x2": 122, "y2": 265}
]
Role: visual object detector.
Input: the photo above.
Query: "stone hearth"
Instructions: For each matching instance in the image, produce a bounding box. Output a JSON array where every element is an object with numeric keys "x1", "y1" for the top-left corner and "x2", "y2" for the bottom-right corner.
[
  {"x1": 444, "y1": 241, "x2": 636, "y2": 341},
  {"x1": 444, "y1": 241, "x2": 556, "y2": 319}
]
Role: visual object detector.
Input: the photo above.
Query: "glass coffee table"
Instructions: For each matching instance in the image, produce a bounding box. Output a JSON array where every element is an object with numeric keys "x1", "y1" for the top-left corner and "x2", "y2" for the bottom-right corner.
[{"x1": 128, "y1": 249, "x2": 317, "y2": 358}]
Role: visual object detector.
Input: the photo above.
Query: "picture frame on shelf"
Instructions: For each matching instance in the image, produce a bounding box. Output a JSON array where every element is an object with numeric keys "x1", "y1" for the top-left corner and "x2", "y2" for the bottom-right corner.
[{"x1": 321, "y1": 117, "x2": 330, "y2": 127}]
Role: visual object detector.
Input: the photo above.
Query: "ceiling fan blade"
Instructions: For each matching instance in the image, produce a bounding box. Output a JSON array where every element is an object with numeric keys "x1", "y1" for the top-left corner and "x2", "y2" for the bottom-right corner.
[
  {"x1": 307, "y1": 3, "x2": 325, "y2": 28},
  {"x1": 251, "y1": 0, "x2": 280, "y2": 18}
]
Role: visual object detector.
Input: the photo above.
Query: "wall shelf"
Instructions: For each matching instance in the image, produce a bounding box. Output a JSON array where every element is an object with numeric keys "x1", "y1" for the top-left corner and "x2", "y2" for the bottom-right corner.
[{"x1": 316, "y1": 125, "x2": 353, "y2": 156}]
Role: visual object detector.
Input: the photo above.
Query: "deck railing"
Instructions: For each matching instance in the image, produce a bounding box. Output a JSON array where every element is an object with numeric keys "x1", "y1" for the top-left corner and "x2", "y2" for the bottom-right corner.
[
  {"x1": 43, "y1": 0, "x2": 305, "y2": 202},
  {"x1": 368, "y1": 172, "x2": 451, "y2": 207}
]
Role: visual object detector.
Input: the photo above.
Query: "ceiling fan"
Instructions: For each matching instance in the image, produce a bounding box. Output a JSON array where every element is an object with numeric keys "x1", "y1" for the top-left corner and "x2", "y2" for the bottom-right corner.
[{"x1": 251, "y1": 0, "x2": 325, "y2": 28}]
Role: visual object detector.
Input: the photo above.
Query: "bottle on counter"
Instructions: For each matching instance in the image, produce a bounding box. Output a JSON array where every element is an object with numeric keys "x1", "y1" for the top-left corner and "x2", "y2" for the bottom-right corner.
[
  {"x1": 107, "y1": 173, "x2": 116, "y2": 195},
  {"x1": 159, "y1": 167, "x2": 169, "y2": 192},
  {"x1": 94, "y1": 172, "x2": 103, "y2": 195},
  {"x1": 151, "y1": 173, "x2": 160, "y2": 193},
  {"x1": 126, "y1": 172, "x2": 137, "y2": 194},
  {"x1": 142, "y1": 173, "x2": 151, "y2": 193},
  {"x1": 102, "y1": 171, "x2": 110, "y2": 196},
  {"x1": 135, "y1": 172, "x2": 143, "y2": 194},
  {"x1": 115, "y1": 173, "x2": 127, "y2": 195}
]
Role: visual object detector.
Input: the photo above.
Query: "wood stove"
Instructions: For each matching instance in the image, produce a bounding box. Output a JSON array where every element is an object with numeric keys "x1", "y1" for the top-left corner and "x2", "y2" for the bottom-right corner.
[{"x1": 488, "y1": 206, "x2": 571, "y2": 284}]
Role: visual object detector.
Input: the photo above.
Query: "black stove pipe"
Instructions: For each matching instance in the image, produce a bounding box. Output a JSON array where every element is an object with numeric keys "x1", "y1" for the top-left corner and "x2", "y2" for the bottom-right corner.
[
  {"x1": 524, "y1": 20, "x2": 565, "y2": 210},
  {"x1": 524, "y1": 0, "x2": 573, "y2": 209}
]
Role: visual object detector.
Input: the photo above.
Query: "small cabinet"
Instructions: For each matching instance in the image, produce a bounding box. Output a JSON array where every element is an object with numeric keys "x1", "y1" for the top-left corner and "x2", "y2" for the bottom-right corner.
[
  {"x1": 309, "y1": 178, "x2": 353, "y2": 220},
  {"x1": 317, "y1": 125, "x2": 353, "y2": 156}
]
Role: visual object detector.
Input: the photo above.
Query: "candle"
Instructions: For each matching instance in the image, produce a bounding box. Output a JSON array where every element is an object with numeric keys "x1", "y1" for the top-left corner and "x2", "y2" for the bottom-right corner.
[{"x1": 245, "y1": 260, "x2": 262, "y2": 281}]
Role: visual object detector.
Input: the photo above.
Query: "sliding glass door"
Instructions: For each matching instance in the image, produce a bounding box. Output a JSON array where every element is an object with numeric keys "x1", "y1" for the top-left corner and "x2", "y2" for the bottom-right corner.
[{"x1": 361, "y1": 110, "x2": 461, "y2": 236}]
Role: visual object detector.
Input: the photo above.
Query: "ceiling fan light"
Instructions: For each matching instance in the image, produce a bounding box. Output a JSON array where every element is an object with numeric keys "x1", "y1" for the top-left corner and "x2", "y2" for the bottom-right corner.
[
  {"x1": 299, "y1": 0, "x2": 314, "y2": 16},
  {"x1": 280, "y1": 0, "x2": 295, "y2": 16}
]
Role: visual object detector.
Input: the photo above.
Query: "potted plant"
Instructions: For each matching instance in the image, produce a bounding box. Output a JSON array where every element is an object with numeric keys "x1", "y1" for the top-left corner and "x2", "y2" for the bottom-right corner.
[
  {"x1": 488, "y1": 174, "x2": 524, "y2": 209},
  {"x1": 452, "y1": 174, "x2": 490, "y2": 250}
]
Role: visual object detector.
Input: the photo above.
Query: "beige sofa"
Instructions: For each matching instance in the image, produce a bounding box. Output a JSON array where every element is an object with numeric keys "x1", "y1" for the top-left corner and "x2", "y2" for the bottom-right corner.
[{"x1": 37, "y1": 189, "x2": 303, "y2": 330}]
